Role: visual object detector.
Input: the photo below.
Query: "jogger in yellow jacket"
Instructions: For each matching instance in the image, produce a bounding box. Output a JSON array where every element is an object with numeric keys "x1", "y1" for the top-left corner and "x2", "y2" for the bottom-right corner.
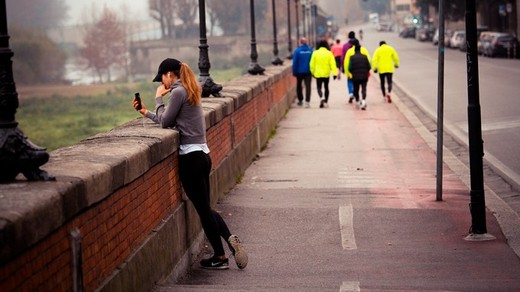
[
  {"x1": 310, "y1": 40, "x2": 338, "y2": 108},
  {"x1": 371, "y1": 41, "x2": 400, "y2": 103}
]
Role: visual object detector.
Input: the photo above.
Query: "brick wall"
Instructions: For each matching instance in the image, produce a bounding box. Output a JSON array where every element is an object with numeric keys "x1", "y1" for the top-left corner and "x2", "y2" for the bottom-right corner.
[{"x1": 0, "y1": 64, "x2": 295, "y2": 291}]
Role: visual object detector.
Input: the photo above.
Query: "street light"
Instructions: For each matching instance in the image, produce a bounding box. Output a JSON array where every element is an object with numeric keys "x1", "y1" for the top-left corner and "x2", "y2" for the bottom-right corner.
[
  {"x1": 0, "y1": 0, "x2": 53, "y2": 182},
  {"x1": 295, "y1": 0, "x2": 300, "y2": 42},
  {"x1": 248, "y1": 0, "x2": 265, "y2": 75},
  {"x1": 311, "y1": 4, "x2": 317, "y2": 47},
  {"x1": 301, "y1": 1, "x2": 307, "y2": 41},
  {"x1": 286, "y1": 0, "x2": 293, "y2": 59},
  {"x1": 271, "y1": 0, "x2": 283, "y2": 65},
  {"x1": 198, "y1": 0, "x2": 222, "y2": 97}
]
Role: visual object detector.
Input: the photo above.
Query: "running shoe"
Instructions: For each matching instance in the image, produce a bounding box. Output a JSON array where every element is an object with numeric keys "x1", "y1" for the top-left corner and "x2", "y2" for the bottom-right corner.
[
  {"x1": 200, "y1": 256, "x2": 229, "y2": 270},
  {"x1": 228, "y1": 235, "x2": 248, "y2": 269}
]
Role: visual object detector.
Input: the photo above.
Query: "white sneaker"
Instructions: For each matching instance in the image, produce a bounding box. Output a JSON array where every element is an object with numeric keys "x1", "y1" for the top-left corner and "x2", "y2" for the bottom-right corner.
[
  {"x1": 228, "y1": 235, "x2": 248, "y2": 269},
  {"x1": 324, "y1": 102, "x2": 329, "y2": 108},
  {"x1": 361, "y1": 100, "x2": 367, "y2": 110},
  {"x1": 304, "y1": 101, "x2": 310, "y2": 108}
]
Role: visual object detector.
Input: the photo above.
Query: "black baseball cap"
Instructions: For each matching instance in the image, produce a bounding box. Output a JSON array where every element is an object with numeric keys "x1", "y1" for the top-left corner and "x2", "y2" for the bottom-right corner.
[{"x1": 153, "y1": 58, "x2": 182, "y2": 82}]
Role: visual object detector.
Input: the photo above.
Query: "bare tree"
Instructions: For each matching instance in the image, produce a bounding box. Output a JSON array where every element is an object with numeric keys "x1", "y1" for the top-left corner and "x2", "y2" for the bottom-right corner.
[
  {"x1": 149, "y1": 0, "x2": 176, "y2": 39},
  {"x1": 206, "y1": 1, "x2": 218, "y2": 36},
  {"x1": 206, "y1": 0, "x2": 247, "y2": 36},
  {"x1": 174, "y1": 0, "x2": 198, "y2": 29},
  {"x1": 80, "y1": 7, "x2": 127, "y2": 83}
]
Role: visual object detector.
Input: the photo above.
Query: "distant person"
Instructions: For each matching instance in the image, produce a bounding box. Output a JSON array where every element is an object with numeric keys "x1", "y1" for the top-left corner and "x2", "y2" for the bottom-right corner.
[
  {"x1": 372, "y1": 40, "x2": 400, "y2": 103},
  {"x1": 359, "y1": 29, "x2": 364, "y2": 41},
  {"x1": 310, "y1": 39, "x2": 338, "y2": 108},
  {"x1": 330, "y1": 39, "x2": 343, "y2": 80},
  {"x1": 292, "y1": 37, "x2": 313, "y2": 108},
  {"x1": 341, "y1": 31, "x2": 358, "y2": 103},
  {"x1": 133, "y1": 58, "x2": 248, "y2": 270},
  {"x1": 344, "y1": 40, "x2": 371, "y2": 110}
]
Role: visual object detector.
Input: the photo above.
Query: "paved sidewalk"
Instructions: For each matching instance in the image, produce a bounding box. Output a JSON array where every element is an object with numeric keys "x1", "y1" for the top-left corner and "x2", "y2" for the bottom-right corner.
[{"x1": 154, "y1": 75, "x2": 520, "y2": 291}]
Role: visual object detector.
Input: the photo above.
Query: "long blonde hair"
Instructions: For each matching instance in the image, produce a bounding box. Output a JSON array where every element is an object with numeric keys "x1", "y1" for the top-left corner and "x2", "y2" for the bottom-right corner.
[{"x1": 176, "y1": 63, "x2": 201, "y2": 106}]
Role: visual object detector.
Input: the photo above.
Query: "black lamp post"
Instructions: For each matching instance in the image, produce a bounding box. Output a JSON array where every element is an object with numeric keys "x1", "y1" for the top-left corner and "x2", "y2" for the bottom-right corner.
[
  {"x1": 0, "y1": 0, "x2": 53, "y2": 182},
  {"x1": 198, "y1": 0, "x2": 222, "y2": 97},
  {"x1": 286, "y1": 0, "x2": 293, "y2": 59},
  {"x1": 464, "y1": 0, "x2": 494, "y2": 241},
  {"x1": 271, "y1": 0, "x2": 283, "y2": 65},
  {"x1": 311, "y1": 4, "x2": 317, "y2": 48},
  {"x1": 295, "y1": 0, "x2": 300, "y2": 41},
  {"x1": 248, "y1": 0, "x2": 265, "y2": 75},
  {"x1": 302, "y1": 2, "x2": 307, "y2": 40}
]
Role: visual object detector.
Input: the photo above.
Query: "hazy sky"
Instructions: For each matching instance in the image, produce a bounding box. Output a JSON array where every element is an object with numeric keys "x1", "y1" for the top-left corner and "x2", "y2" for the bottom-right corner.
[{"x1": 65, "y1": 0, "x2": 150, "y2": 25}]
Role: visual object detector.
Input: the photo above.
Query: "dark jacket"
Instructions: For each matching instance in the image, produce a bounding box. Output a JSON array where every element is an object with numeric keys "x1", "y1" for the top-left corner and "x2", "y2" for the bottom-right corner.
[{"x1": 349, "y1": 50, "x2": 371, "y2": 81}]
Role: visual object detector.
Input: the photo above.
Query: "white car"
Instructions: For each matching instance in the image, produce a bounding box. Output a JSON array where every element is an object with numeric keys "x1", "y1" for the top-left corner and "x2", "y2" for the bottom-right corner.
[
  {"x1": 432, "y1": 28, "x2": 452, "y2": 46},
  {"x1": 449, "y1": 31, "x2": 465, "y2": 49}
]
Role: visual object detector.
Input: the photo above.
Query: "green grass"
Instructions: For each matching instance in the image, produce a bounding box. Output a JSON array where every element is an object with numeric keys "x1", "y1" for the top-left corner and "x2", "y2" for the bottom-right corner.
[
  {"x1": 17, "y1": 82, "x2": 155, "y2": 151},
  {"x1": 16, "y1": 68, "x2": 244, "y2": 152}
]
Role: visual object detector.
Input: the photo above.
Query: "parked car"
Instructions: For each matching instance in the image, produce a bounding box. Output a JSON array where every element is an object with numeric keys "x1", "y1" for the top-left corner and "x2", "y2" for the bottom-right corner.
[
  {"x1": 416, "y1": 26, "x2": 435, "y2": 42},
  {"x1": 449, "y1": 31, "x2": 465, "y2": 49},
  {"x1": 376, "y1": 22, "x2": 393, "y2": 32},
  {"x1": 478, "y1": 31, "x2": 500, "y2": 55},
  {"x1": 459, "y1": 27, "x2": 490, "y2": 52},
  {"x1": 459, "y1": 33, "x2": 467, "y2": 51},
  {"x1": 486, "y1": 33, "x2": 519, "y2": 58},
  {"x1": 399, "y1": 26, "x2": 416, "y2": 38},
  {"x1": 432, "y1": 28, "x2": 452, "y2": 46}
]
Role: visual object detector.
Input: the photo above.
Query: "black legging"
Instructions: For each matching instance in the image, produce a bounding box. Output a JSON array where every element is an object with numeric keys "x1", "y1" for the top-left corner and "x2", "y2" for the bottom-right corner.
[
  {"x1": 379, "y1": 73, "x2": 393, "y2": 97},
  {"x1": 316, "y1": 77, "x2": 330, "y2": 102},
  {"x1": 179, "y1": 150, "x2": 231, "y2": 257}
]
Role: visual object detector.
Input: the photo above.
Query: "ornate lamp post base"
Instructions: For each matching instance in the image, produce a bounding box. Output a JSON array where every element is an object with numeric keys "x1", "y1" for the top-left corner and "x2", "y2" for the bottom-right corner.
[
  {"x1": 198, "y1": 0, "x2": 223, "y2": 98},
  {"x1": 272, "y1": 57, "x2": 284, "y2": 66},
  {"x1": 0, "y1": 127, "x2": 55, "y2": 182},
  {"x1": 248, "y1": 62, "x2": 265, "y2": 75},
  {"x1": 199, "y1": 76, "x2": 223, "y2": 97}
]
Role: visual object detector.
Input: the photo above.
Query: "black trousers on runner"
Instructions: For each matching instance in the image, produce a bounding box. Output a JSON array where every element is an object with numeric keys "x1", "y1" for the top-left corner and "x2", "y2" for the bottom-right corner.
[
  {"x1": 352, "y1": 79, "x2": 368, "y2": 102},
  {"x1": 316, "y1": 77, "x2": 330, "y2": 102},
  {"x1": 179, "y1": 150, "x2": 231, "y2": 256},
  {"x1": 379, "y1": 72, "x2": 393, "y2": 97},
  {"x1": 296, "y1": 74, "x2": 312, "y2": 102}
]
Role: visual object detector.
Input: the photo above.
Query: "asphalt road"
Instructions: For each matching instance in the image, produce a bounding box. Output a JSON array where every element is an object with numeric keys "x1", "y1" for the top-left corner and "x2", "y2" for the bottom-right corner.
[{"x1": 356, "y1": 24, "x2": 520, "y2": 190}]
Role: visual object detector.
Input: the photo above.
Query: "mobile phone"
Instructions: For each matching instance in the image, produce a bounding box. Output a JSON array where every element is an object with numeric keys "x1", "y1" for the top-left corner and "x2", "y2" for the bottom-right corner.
[{"x1": 134, "y1": 92, "x2": 142, "y2": 110}]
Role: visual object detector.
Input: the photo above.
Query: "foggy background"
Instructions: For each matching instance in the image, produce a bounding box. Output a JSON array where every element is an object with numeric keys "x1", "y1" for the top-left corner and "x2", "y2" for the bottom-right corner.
[{"x1": 6, "y1": 0, "x2": 366, "y2": 86}]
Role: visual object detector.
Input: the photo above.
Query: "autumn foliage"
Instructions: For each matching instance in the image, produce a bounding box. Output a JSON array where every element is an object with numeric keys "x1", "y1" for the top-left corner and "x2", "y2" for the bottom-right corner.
[{"x1": 80, "y1": 8, "x2": 127, "y2": 83}]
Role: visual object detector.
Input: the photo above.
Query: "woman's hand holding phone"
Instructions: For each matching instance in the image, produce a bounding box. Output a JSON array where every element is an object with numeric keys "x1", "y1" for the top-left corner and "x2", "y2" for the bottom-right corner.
[{"x1": 133, "y1": 92, "x2": 147, "y2": 115}]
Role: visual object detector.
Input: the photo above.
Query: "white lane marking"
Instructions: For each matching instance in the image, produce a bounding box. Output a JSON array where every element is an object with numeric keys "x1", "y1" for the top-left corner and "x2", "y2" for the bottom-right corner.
[
  {"x1": 339, "y1": 281, "x2": 361, "y2": 292},
  {"x1": 339, "y1": 205, "x2": 357, "y2": 250}
]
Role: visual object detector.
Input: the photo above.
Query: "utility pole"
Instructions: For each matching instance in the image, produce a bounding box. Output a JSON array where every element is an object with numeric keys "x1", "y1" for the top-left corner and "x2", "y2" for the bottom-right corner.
[
  {"x1": 436, "y1": 0, "x2": 445, "y2": 201},
  {"x1": 463, "y1": 0, "x2": 494, "y2": 241}
]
